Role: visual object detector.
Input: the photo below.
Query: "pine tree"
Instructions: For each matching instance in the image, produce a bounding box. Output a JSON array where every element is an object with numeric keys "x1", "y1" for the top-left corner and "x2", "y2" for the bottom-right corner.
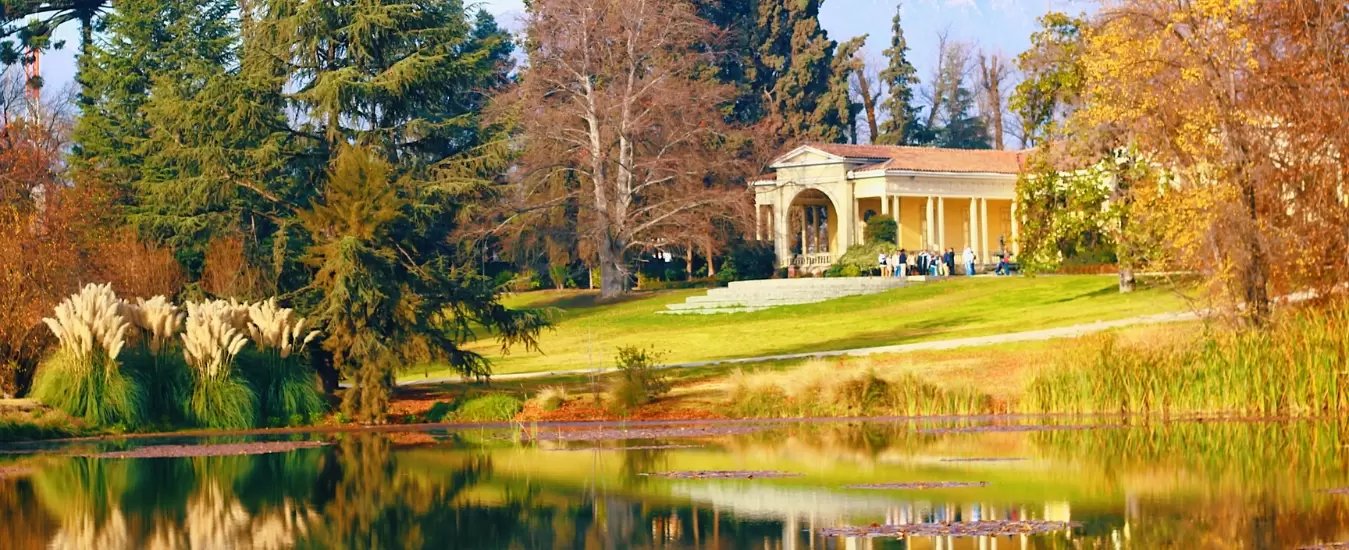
[
  {"x1": 246, "y1": 0, "x2": 542, "y2": 421},
  {"x1": 68, "y1": 0, "x2": 187, "y2": 198},
  {"x1": 935, "y1": 85, "x2": 992, "y2": 149},
  {"x1": 876, "y1": 2, "x2": 923, "y2": 145},
  {"x1": 127, "y1": 0, "x2": 293, "y2": 274}
]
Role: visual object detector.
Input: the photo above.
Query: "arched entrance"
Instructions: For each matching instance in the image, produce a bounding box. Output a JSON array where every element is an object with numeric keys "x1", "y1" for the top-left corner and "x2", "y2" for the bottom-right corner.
[{"x1": 788, "y1": 189, "x2": 838, "y2": 269}]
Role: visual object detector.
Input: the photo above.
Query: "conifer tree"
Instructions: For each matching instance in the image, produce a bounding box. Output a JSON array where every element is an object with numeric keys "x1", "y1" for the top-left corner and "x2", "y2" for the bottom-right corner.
[
  {"x1": 761, "y1": 0, "x2": 847, "y2": 144},
  {"x1": 876, "y1": 2, "x2": 923, "y2": 145},
  {"x1": 242, "y1": 0, "x2": 538, "y2": 421},
  {"x1": 822, "y1": 36, "x2": 865, "y2": 144}
]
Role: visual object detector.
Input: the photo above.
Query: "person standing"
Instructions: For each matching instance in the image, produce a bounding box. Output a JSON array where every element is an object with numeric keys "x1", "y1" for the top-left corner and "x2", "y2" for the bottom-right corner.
[
  {"x1": 962, "y1": 246, "x2": 977, "y2": 276},
  {"x1": 878, "y1": 251, "x2": 890, "y2": 277},
  {"x1": 897, "y1": 249, "x2": 908, "y2": 277},
  {"x1": 945, "y1": 248, "x2": 956, "y2": 277}
]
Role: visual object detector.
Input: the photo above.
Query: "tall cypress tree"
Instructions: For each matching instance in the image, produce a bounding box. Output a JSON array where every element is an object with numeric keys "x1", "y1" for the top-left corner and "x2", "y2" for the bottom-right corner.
[
  {"x1": 692, "y1": 0, "x2": 760, "y2": 125},
  {"x1": 876, "y1": 2, "x2": 922, "y2": 145},
  {"x1": 756, "y1": 0, "x2": 846, "y2": 144},
  {"x1": 821, "y1": 35, "x2": 865, "y2": 144}
]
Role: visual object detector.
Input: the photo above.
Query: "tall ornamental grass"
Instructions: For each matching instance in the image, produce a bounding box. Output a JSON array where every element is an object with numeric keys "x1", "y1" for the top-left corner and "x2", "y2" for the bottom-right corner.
[
  {"x1": 1028, "y1": 305, "x2": 1349, "y2": 416},
  {"x1": 242, "y1": 298, "x2": 325, "y2": 425},
  {"x1": 724, "y1": 359, "x2": 994, "y2": 418},
  {"x1": 29, "y1": 284, "x2": 146, "y2": 427},
  {"x1": 119, "y1": 296, "x2": 190, "y2": 422},
  {"x1": 182, "y1": 300, "x2": 257, "y2": 430}
]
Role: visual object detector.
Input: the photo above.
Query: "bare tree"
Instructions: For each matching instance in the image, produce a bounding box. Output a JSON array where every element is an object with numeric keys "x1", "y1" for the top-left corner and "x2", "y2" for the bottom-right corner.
[
  {"x1": 922, "y1": 30, "x2": 973, "y2": 130},
  {"x1": 976, "y1": 50, "x2": 1011, "y2": 150},
  {"x1": 851, "y1": 54, "x2": 885, "y2": 144},
  {"x1": 498, "y1": 0, "x2": 748, "y2": 299}
]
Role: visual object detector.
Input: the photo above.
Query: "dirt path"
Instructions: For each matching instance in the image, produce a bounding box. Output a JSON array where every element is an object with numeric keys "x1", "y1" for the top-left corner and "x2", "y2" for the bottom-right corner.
[{"x1": 401, "y1": 310, "x2": 1199, "y2": 386}]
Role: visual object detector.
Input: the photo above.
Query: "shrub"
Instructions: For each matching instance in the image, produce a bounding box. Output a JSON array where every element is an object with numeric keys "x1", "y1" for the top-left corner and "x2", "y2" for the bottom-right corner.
[
  {"x1": 425, "y1": 401, "x2": 457, "y2": 423},
  {"x1": 536, "y1": 386, "x2": 569, "y2": 411},
  {"x1": 865, "y1": 217, "x2": 898, "y2": 245},
  {"x1": 608, "y1": 346, "x2": 671, "y2": 413},
  {"x1": 455, "y1": 395, "x2": 524, "y2": 422},
  {"x1": 831, "y1": 242, "x2": 897, "y2": 275},
  {"x1": 719, "y1": 241, "x2": 776, "y2": 282},
  {"x1": 638, "y1": 277, "x2": 722, "y2": 291},
  {"x1": 30, "y1": 284, "x2": 147, "y2": 427}
]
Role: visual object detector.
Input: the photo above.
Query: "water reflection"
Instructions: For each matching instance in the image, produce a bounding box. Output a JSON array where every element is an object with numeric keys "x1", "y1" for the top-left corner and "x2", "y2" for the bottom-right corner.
[{"x1": 4, "y1": 419, "x2": 1349, "y2": 548}]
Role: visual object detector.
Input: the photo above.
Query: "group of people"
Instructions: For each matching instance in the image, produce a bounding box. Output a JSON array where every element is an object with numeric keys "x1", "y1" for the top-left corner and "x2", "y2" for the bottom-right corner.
[{"x1": 877, "y1": 247, "x2": 1015, "y2": 277}]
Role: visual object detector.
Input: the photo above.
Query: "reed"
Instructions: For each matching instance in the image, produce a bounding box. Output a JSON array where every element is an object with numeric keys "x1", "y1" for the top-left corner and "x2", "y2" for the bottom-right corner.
[
  {"x1": 29, "y1": 284, "x2": 146, "y2": 427},
  {"x1": 1027, "y1": 305, "x2": 1349, "y2": 416},
  {"x1": 723, "y1": 359, "x2": 994, "y2": 418}
]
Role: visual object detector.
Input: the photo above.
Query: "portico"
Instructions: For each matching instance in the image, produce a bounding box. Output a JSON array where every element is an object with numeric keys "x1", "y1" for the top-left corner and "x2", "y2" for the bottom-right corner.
[{"x1": 751, "y1": 144, "x2": 1024, "y2": 272}]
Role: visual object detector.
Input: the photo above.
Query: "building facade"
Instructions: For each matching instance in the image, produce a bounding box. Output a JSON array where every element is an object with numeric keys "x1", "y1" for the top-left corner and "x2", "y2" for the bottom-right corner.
[{"x1": 751, "y1": 144, "x2": 1025, "y2": 272}]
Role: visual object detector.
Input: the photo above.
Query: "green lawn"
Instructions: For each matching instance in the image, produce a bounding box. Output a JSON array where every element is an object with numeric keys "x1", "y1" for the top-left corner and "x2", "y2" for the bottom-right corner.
[{"x1": 406, "y1": 275, "x2": 1186, "y2": 380}]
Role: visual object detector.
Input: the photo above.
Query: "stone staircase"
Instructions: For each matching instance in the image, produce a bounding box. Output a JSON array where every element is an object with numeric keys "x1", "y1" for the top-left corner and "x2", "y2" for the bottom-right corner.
[{"x1": 660, "y1": 276, "x2": 918, "y2": 315}]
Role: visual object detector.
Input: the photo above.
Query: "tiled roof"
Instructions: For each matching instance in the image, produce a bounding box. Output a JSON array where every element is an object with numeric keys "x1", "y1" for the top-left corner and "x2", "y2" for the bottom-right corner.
[{"x1": 804, "y1": 143, "x2": 1025, "y2": 175}]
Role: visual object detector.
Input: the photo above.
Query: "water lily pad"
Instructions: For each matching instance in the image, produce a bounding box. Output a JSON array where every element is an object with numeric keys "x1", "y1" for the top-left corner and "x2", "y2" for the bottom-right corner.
[
  {"x1": 639, "y1": 470, "x2": 801, "y2": 479},
  {"x1": 847, "y1": 481, "x2": 990, "y2": 490},
  {"x1": 821, "y1": 520, "x2": 1078, "y2": 538},
  {"x1": 85, "y1": 440, "x2": 329, "y2": 459},
  {"x1": 548, "y1": 444, "x2": 703, "y2": 452}
]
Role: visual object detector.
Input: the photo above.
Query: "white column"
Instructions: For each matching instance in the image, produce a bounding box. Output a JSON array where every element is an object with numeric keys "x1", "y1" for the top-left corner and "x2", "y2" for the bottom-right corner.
[
  {"x1": 755, "y1": 206, "x2": 763, "y2": 241},
  {"x1": 818, "y1": 206, "x2": 828, "y2": 252},
  {"x1": 925, "y1": 196, "x2": 935, "y2": 248},
  {"x1": 775, "y1": 203, "x2": 791, "y2": 268},
  {"x1": 980, "y1": 198, "x2": 990, "y2": 262},
  {"x1": 854, "y1": 198, "x2": 862, "y2": 244},
  {"x1": 881, "y1": 192, "x2": 890, "y2": 216},
  {"x1": 969, "y1": 198, "x2": 979, "y2": 254},
  {"x1": 893, "y1": 196, "x2": 902, "y2": 245},
  {"x1": 800, "y1": 206, "x2": 807, "y2": 256},
  {"x1": 1011, "y1": 200, "x2": 1021, "y2": 256},
  {"x1": 937, "y1": 197, "x2": 946, "y2": 249}
]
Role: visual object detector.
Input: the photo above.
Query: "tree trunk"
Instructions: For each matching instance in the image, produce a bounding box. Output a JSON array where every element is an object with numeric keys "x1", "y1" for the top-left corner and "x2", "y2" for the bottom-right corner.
[
  {"x1": 686, "y1": 242, "x2": 694, "y2": 281},
  {"x1": 598, "y1": 237, "x2": 629, "y2": 299},
  {"x1": 1118, "y1": 265, "x2": 1135, "y2": 293},
  {"x1": 857, "y1": 72, "x2": 880, "y2": 144},
  {"x1": 706, "y1": 243, "x2": 716, "y2": 278},
  {"x1": 1241, "y1": 177, "x2": 1270, "y2": 326}
]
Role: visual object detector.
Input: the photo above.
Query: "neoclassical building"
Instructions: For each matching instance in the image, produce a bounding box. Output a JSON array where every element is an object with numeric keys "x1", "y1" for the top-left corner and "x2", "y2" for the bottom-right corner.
[{"x1": 751, "y1": 144, "x2": 1025, "y2": 271}]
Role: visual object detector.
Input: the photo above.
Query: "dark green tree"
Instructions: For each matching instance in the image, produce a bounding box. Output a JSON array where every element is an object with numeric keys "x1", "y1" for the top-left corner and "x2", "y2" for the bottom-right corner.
[
  {"x1": 935, "y1": 85, "x2": 991, "y2": 149},
  {"x1": 691, "y1": 0, "x2": 759, "y2": 125},
  {"x1": 770, "y1": 0, "x2": 846, "y2": 143},
  {"x1": 243, "y1": 0, "x2": 538, "y2": 421},
  {"x1": 823, "y1": 35, "x2": 865, "y2": 144},
  {"x1": 876, "y1": 2, "x2": 923, "y2": 145},
  {"x1": 69, "y1": 0, "x2": 229, "y2": 201}
]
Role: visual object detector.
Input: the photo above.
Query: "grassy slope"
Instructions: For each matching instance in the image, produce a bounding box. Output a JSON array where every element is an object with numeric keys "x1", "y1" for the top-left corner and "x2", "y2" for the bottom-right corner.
[{"x1": 410, "y1": 275, "x2": 1184, "y2": 380}]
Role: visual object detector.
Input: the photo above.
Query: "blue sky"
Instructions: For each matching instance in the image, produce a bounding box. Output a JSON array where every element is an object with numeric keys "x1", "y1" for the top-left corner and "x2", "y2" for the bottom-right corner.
[{"x1": 32, "y1": 0, "x2": 1091, "y2": 105}]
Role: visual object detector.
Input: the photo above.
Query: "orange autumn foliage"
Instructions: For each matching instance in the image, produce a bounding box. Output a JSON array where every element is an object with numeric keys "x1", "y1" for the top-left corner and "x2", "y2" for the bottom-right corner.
[{"x1": 0, "y1": 117, "x2": 182, "y2": 396}]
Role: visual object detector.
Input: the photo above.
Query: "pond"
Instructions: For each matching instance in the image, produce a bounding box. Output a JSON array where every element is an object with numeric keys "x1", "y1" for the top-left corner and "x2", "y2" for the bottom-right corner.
[{"x1": 2, "y1": 416, "x2": 1349, "y2": 549}]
